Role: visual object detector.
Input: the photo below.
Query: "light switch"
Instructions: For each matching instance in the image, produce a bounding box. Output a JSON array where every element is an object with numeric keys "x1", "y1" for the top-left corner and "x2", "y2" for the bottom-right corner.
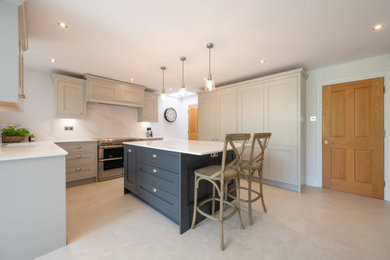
[{"x1": 310, "y1": 116, "x2": 317, "y2": 122}]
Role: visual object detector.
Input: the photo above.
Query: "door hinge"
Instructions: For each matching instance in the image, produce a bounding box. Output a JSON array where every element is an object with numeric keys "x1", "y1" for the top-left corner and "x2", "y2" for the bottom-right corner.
[
  {"x1": 384, "y1": 130, "x2": 386, "y2": 138},
  {"x1": 384, "y1": 180, "x2": 386, "y2": 188},
  {"x1": 384, "y1": 86, "x2": 386, "y2": 93}
]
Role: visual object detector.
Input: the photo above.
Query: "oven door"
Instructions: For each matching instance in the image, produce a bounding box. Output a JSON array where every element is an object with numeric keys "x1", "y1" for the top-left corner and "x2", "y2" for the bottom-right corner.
[{"x1": 98, "y1": 145, "x2": 124, "y2": 181}]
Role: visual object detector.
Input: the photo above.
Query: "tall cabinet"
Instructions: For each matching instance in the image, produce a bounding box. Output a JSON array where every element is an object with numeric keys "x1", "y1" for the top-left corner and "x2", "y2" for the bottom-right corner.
[{"x1": 198, "y1": 68, "x2": 306, "y2": 192}]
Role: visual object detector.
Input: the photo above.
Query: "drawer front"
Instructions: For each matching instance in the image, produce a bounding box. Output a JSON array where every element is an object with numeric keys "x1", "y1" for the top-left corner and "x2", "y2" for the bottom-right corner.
[
  {"x1": 67, "y1": 165, "x2": 96, "y2": 182},
  {"x1": 137, "y1": 178, "x2": 179, "y2": 222},
  {"x1": 66, "y1": 153, "x2": 96, "y2": 168},
  {"x1": 138, "y1": 163, "x2": 178, "y2": 195},
  {"x1": 137, "y1": 147, "x2": 180, "y2": 172},
  {"x1": 56, "y1": 142, "x2": 97, "y2": 154}
]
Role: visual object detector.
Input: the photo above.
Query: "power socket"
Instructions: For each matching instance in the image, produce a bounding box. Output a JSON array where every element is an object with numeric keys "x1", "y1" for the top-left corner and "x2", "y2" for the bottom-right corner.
[{"x1": 64, "y1": 126, "x2": 74, "y2": 131}]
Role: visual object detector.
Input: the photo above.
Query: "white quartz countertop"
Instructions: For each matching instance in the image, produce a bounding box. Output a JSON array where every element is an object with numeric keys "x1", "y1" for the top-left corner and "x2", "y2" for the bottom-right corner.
[
  {"x1": 123, "y1": 139, "x2": 229, "y2": 155},
  {"x1": 0, "y1": 142, "x2": 68, "y2": 162}
]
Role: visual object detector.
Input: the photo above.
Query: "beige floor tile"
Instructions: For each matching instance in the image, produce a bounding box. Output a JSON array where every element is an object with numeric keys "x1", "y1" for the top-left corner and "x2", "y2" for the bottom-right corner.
[{"x1": 37, "y1": 178, "x2": 390, "y2": 260}]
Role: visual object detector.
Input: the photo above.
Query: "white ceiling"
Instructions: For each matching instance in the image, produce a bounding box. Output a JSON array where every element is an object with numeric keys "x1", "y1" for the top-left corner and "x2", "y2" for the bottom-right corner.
[{"x1": 24, "y1": 0, "x2": 390, "y2": 92}]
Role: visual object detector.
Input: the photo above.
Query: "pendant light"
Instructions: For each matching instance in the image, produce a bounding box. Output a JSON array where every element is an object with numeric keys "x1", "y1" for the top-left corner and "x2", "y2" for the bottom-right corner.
[
  {"x1": 204, "y1": 42, "x2": 215, "y2": 91},
  {"x1": 179, "y1": 56, "x2": 187, "y2": 96},
  {"x1": 160, "y1": 66, "x2": 166, "y2": 100}
]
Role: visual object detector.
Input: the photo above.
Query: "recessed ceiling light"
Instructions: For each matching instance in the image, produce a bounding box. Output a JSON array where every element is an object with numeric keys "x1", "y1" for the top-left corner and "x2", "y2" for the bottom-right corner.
[
  {"x1": 130, "y1": 78, "x2": 134, "y2": 82},
  {"x1": 57, "y1": 21, "x2": 68, "y2": 29},
  {"x1": 169, "y1": 88, "x2": 172, "y2": 91},
  {"x1": 372, "y1": 24, "x2": 384, "y2": 31},
  {"x1": 259, "y1": 59, "x2": 266, "y2": 64},
  {"x1": 49, "y1": 58, "x2": 56, "y2": 63}
]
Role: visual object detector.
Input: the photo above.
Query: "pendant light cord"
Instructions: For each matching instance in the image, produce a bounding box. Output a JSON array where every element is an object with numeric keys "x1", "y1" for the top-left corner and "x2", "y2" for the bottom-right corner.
[
  {"x1": 209, "y1": 47, "x2": 211, "y2": 76},
  {"x1": 182, "y1": 59, "x2": 184, "y2": 84},
  {"x1": 162, "y1": 69, "x2": 165, "y2": 91}
]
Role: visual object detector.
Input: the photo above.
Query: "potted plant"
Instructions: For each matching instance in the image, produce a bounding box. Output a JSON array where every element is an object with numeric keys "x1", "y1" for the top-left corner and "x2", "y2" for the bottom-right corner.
[
  {"x1": 28, "y1": 134, "x2": 35, "y2": 142},
  {"x1": 1, "y1": 126, "x2": 30, "y2": 143}
]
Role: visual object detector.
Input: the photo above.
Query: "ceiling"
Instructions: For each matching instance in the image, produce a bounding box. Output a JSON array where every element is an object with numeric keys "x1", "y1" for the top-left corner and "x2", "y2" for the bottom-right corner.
[{"x1": 24, "y1": 0, "x2": 390, "y2": 92}]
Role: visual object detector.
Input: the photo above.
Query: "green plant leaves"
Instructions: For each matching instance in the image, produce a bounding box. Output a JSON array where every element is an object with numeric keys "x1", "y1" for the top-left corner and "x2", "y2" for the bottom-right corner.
[{"x1": 1, "y1": 126, "x2": 30, "y2": 137}]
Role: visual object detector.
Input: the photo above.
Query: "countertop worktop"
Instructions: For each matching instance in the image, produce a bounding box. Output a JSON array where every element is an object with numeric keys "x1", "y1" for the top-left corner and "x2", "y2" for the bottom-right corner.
[
  {"x1": 123, "y1": 139, "x2": 228, "y2": 155},
  {"x1": 0, "y1": 142, "x2": 68, "y2": 162},
  {"x1": 54, "y1": 137, "x2": 163, "y2": 143}
]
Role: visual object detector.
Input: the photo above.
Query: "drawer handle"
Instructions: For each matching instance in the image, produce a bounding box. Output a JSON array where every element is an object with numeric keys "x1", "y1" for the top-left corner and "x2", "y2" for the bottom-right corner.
[
  {"x1": 75, "y1": 155, "x2": 82, "y2": 159},
  {"x1": 152, "y1": 188, "x2": 157, "y2": 193},
  {"x1": 76, "y1": 167, "x2": 82, "y2": 172},
  {"x1": 152, "y1": 154, "x2": 157, "y2": 158},
  {"x1": 152, "y1": 168, "x2": 157, "y2": 173},
  {"x1": 128, "y1": 149, "x2": 132, "y2": 152}
]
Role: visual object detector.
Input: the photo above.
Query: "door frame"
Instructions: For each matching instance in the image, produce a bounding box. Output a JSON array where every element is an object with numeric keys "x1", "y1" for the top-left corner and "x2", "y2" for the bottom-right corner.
[{"x1": 316, "y1": 71, "x2": 390, "y2": 200}]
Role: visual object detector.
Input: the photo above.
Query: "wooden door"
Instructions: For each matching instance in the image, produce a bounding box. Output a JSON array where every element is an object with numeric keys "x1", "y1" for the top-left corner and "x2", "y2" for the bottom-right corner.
[
  {"x1": 188, "y1": 105, "x2": 198, "y2": 140},
  {"x1": 323, "y1": 78, "x2": 384, "y2": 199}
]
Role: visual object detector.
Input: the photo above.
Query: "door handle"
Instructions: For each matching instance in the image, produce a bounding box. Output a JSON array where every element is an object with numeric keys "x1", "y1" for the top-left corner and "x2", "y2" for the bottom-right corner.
[{"x1": 324, "y1": 140, "x2": 334, "y2": 145}]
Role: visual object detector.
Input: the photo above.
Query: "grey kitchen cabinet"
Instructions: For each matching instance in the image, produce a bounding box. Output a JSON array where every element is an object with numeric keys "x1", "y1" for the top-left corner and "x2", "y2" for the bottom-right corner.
[
  {"x1": 85, "y1": 74, "x2": 145, "y2": 107},
  {"x1": 198, "y1": 68, "x2": 306, "y2": 192},
  {"x1": 56, "y1": 141, "x2": 97, "y2": 187},
  {"x1": 53, "y1": 74, "x2": 86, "y2": 119},
  {"x1": 0, "y1": 2, "x2": 28, "y2": 111},
  {"x1": 137, "y1": 92, "x2": 159, "y2": 122}
]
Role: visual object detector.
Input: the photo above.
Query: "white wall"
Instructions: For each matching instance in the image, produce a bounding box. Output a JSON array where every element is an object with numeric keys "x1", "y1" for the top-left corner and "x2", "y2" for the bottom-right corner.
[
  {"x1": 305, "y1": 54, "x2": 390, "y2": 201},
  {"x1": 0, "y1": 68, "x2": 197, "y2": 141}
]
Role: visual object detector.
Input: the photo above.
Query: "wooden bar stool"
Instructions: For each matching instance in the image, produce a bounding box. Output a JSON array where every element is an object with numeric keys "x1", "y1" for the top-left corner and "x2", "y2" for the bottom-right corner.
[
  {"x1": 191, "y1": 133, "x2": 250, "y2": 250},
  {"x1": 231, "y1": 133, "x2": 271, "y2": 225}
]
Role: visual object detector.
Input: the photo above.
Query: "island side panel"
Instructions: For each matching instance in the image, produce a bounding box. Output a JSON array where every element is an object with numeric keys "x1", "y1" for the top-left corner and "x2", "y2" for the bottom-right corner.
[
  {"x1": 179, "y1": 150, "x2": 234, "y2": 234},
  {"x1": 124, "y1": 144, "x2": 137, "y2": 194}
]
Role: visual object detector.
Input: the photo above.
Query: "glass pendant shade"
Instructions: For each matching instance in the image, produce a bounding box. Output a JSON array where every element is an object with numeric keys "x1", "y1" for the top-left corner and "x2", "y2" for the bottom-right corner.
[{"x1": 204, "y1": 74, "x2": 215, "y2": 91}]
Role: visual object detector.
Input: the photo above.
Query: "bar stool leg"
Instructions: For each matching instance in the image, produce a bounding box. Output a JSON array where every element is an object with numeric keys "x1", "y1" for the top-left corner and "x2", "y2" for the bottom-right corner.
[
  {"x1": 236, "y1": 177, "x2": 244, "y2": 229},
  {"x1": 248, "y1": 168, "x2": 253, "y2": 225},
  {"x1": 191, "y1": 176, "x2": 199, "y2": 229},
  {"x1": 258, "y1": 169, "x2": 267, "y2": 213},
  {"x1": 220, "y1": 180, "x2": 225, "y2": 250},
  {"x1": 212, "y1": 185, "x2": 216, "y2": 216}
]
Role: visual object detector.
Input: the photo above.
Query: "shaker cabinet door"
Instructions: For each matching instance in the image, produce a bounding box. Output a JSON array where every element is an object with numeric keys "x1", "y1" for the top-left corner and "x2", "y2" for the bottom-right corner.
[
  {"x1": 198, "y1": 92, "x2": 217, "y2": 141},
  {"x1": 54, "y1": 75, "x2": 86, "y2": 119}
]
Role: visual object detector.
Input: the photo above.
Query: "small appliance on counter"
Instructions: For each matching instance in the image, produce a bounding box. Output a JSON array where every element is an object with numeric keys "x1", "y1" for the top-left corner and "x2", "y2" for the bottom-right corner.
[{"x1": 146, "y1": 127, "x2": 153, "y2": 138}]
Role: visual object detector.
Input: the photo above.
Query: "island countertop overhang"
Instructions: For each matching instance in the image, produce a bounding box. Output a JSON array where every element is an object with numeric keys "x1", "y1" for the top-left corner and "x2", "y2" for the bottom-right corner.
[{"x1": 123, "y1": 139, "x2": 229, "y2": 156}]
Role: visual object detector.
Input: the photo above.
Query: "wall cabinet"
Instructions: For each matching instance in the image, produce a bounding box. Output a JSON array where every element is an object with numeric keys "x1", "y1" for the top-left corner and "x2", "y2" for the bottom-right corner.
[
  {"x1": 53, "y1": 74, "x2": 86, "y2": 119},
  {"x1": 198, "y1": 68, "x2": 306, "y2": 192},
  {"x1": 85, "y1": 74, "x2": 145, "y2": 107},
  {"x1": 0, "y1": 2, "x2": 27, "y2": 111},
  {"x1": 137, "y1": 92, "x2": 158, "y2": 122}
]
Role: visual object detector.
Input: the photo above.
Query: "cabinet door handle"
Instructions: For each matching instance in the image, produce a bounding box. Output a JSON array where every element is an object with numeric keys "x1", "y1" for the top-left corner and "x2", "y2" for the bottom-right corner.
[
  {"x1": 152, "y1": 154, "x2": 157, "y2": 158},
  {"x1": 75, "y1": 155, "x2": 82, "y2": 159},
  {"x1": 76, "y1": 167, "x2": 82, "y2": 172},
  {"x1": 152, "y1": 168, "x2": 157, "y2": 173},
  {"x1": 152, "y1": 188, "x2": 157, "y2": 193}
]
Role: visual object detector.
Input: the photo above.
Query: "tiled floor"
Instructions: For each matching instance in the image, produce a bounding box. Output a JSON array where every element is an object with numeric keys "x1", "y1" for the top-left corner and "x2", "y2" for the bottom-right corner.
[{"x1": 37, "y1": 178, "x2": 390, "y2": 260}]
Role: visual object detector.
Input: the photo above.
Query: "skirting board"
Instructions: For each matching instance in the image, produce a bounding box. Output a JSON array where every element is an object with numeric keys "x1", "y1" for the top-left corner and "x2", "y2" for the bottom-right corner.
[{"x1": 251, "y1": 176, "x2": 300, "y2": 192}]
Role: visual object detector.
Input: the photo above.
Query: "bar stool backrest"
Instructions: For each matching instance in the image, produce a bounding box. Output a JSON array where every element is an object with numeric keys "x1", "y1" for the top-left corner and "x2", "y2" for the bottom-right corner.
[
  {"x1": 221, "y1": 133, "x2": 251, "y2": 178},
  {"x1": 249, "y1": 133, "x2": 272, "y2": 168}
]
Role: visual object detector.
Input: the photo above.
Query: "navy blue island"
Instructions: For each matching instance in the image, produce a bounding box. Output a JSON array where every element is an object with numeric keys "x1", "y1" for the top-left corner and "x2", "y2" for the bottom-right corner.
[{"x1": 123, "y1": 139, "x2": 234, "y2": 234}]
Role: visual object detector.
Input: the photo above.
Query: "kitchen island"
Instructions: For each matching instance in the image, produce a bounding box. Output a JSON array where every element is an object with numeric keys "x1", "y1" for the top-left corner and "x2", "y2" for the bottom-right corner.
[{"x1": 123, "y1": 139, "x2": 234, "y2": 234}]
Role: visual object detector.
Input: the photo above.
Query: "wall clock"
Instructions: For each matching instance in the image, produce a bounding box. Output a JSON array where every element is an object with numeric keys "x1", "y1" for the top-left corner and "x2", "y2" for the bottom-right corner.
[{"x1": 164, "y1": 107, "x2": 177, "y2": 122}]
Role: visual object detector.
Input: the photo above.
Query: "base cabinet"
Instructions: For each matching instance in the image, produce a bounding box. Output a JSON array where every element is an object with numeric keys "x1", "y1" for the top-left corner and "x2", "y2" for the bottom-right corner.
[
  {"x1": 124, "y1": 144, "x2": 234, "y2": 234},
  {"x1": 56, "y1": 141, "x2": 97, "y2": 187}
]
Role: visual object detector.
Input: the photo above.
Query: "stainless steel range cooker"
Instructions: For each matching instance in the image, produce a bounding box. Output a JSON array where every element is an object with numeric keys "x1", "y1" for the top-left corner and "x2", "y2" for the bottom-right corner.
[{"x1": 97, "y1": 137, "x2": 139, "y2": 181}]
